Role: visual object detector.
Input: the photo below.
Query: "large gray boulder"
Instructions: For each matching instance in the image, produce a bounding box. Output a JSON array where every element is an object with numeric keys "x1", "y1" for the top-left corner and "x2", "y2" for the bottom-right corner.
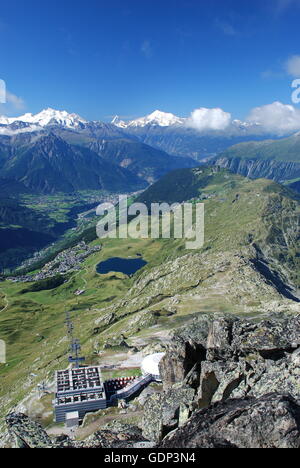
[
  {"x1": 161, "y1": 314, "x2": 300, "y2": 409},
  {"x1": 142, "y1": 385, "x2": 195, "y2": 443},
  {"x1": 159, "y1": 313, "x2": 218, "y2": 389},
  {"x1": 231, "y1": 316, "x2": 300, "y2": 357},
  {"x1": 5, "y1": 413, "x2": 52, "y2": 448},
  {"x1": 161, "y1": 393, "x2": 300, "y2": 448},
  {"x1": 5, "y1": 413, "x2": 151, "y2": 448}
]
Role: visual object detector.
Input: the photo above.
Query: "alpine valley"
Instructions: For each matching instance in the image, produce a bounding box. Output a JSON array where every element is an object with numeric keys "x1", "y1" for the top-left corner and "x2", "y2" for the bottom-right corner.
[{"x1": 1, "y1": 108, "x2": 300, "y2": 449}]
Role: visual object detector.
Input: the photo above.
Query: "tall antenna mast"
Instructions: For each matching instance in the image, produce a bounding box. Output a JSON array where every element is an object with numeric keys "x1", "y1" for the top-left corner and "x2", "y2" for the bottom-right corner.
[{"x1": 65, "y1": 310, "x2": 85, "y2": 368}]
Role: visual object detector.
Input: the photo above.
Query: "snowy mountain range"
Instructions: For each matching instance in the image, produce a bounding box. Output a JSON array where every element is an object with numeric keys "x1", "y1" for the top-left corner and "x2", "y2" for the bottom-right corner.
[
  {"x1": 0, "y1": 107, "x2": 284, "y2": 136},
  {"x1": 0, "y1": 108, "x2": 264, "y2": 134},
  {"x1": 0, "y1": 108, "x2": 87, "y2": 131},
  {"x1": 110, "y1": 110, "x2": 279, "y2": 160},
  {"x1": 112, "y1": 110, "x2": 185, "y2": 128},
  {"x1": 0, "y1": 109, "x2": 198, "y2": 195},
  {"x1": 0, "y1": 107, "x2": 291, "y2": 161},
  {"x1": 111, "y1": 110, "x2": 263, "y2": 134}
]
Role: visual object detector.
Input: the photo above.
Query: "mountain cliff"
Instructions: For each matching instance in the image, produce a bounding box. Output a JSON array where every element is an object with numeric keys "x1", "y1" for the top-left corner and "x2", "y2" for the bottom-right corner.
[{"x1": 213, "y1": 133, "x2": 300, "y2": 189}]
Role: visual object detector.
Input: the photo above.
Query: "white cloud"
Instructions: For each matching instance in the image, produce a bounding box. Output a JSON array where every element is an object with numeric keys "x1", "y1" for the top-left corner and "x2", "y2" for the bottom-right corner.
[
  {"x1": 6, "y1": 92, "x2": 25, "y2": 110},
  {"x1": 247, "y1": 101, "x2": 300, "y2": 134},
  {"x1": 186, "y1": 107, "x2": 232, "y2": 132},
  {"x1": 265, "y1": 54, "x2": 300, "y2": 81},
  {"x1": 0, "y1": 91, "x2": 25, "y2": 116},
  {"x1": 285, "y1": 55, "x2": 300, "y2": 77},
  {"x1": 141, "y1": 40, "x2": 153, "y2": 59},
  {"x1": 261, "y1": 69, "x2": 284, "y2": 79}
]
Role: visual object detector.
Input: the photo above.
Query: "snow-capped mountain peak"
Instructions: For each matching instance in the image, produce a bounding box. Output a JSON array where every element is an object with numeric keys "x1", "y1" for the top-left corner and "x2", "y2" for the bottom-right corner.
[
  {"x1": 113, "y1": 110, "x2": 185, "y2": 128},
  {"x1": 110, "y1": 115, "x2": 127, "y2": 128},
  {"x1": 0, "y1": 108, "x2": 87, "y2": 129}
]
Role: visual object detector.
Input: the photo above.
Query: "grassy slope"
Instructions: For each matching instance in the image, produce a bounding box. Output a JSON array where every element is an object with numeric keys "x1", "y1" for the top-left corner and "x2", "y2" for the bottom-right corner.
[
  {"x1": 219, "y1": 134, "x2": 300, "y2": 163},
  {"x1": 0, "y1": 169, "x2": 299, "y2": 437}
]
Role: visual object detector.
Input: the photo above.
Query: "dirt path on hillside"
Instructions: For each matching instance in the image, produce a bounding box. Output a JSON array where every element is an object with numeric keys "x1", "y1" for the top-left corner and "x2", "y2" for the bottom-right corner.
[{"x1": 65, "y1": 267, "x2": 89, "y2": 290}]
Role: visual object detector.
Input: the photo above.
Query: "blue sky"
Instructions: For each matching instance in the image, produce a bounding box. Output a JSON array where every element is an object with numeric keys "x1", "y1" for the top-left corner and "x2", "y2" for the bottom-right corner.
[{"x1": 1, "y1": 0, "x2": 300, "y2": 121}]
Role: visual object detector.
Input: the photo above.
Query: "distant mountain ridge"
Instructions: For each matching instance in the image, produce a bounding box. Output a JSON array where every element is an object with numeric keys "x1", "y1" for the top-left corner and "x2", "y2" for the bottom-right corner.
[
  {"x1": 2, "y1": 107, "x2": 300, "y2": 193},
  {"x1": 111, "y1": 110, "x2": 281, "y2": 161},
  {"x1": 0, "y1": 110, "x2": 199, "y2": 195},
  {"x1": 135, "y1": 166, "x2": 300, "y2": 298},
  {"x1": 112, "y1": 109, "x2": 257, "y2": 131},
  {"x1": 112, "y1": 110, "x2": 185, "y2": 128},
  {"x1": 0, "y1": 132, "x2": 148, "y2": 194},
  {"x1": 0, "y1": 108, "x2": 87, "y2": 129},
  {"x1": 213, "y1": 133, "x2": 300, "y2": 188},
  {"x1": 0, "y1": 108, "x2": 284, "y2": 162}
]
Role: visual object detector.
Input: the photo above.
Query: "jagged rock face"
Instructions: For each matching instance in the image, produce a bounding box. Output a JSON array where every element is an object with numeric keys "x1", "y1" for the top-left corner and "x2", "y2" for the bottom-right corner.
[
  {"x1": 6, "y1": 315, "x2": 300, "y2": 449},
  {"x1": 206, "y1": 317, "x2": 237, "y2": 361},
  {"x1": 198, "y1": 352, "x2": 300, "y2": 406},
  {"x1": 214, "y1": 157, "x2": 300, "y2": 186},
  {"x1": 161, "y1": 315, "x2": 300, "y2": 397},
  {"x1": 198, "y1": 316, "x2": 300, "y2": 404},
  {"x1": 5, "y1": 414, "x2": 150, "y2": 448},
  {"x1": 146, "y1": 314, "x2": 300, "y2": 445},
  {"x1": 5, "y1": 413, "x2": 52, "y2": 448},
  {"x1": 160, "y1": 393, "x2": 300, "y2": 449},
  {"x1": 231, "y1": 317, "x2": 300, "y2": 356},
  {"x1": 159, "y1": 340, "x2": 205, "y2": 390},
  {"x1": 159, "y1": 314, "x2": 212, "y2": 389},
  {"x1": 142, "y1": 386, "x2": 195, "y2": 443}
]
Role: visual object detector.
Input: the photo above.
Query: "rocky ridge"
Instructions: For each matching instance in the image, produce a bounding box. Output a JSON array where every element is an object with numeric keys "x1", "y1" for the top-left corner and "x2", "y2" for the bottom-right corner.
[
  {"x1": 5, "y1": 313, "x2": 300, "y2": 448},
  {"x1": 161, "y1": 393, "x2": 300, "y2": 448},
  {"x1": 144, "y1": 313, "x2": 300, "y2": 446},
  {"x1": 5, "y1": 413, "x2": 152, "y2": 448}
]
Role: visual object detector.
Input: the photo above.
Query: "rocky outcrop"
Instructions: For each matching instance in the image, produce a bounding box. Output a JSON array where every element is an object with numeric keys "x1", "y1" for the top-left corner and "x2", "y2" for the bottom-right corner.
[
  {"x1": 161, "y1": 393, "x2": 300, "y2": 448},
  {"x1": 159, "y1": 314, "x2": 212, "y2": 389},
  {"x1": 142, "y1": 385, "x2": 195, "y2": 443},
  {"x1": 197, "y1": 315, "x2": 300, "y2": 406},
  {"x1": 6, "y1": 314, "x2": 300, "y2": 449},
  {"x1": 213, "y1": 156, "x2": 300, "y2": 185},
  {"x1": 160, "y1": 314, "x2": 300, "y2": 400},
  {"x1": 144, "y1": 313, "x2": 300, "y2": 445},
  {"x1": 102, "y1": 334, "x2": 137, "y2": 351},
  {"x1": 5, "y1": 413, "x2": 151, "y2": 448},
  {"x1": 5, "y1": 413, "x2": 52, "y2": 448},
  {"x1": 73, "y1": 422, "x2": 151, "y2": 448}
]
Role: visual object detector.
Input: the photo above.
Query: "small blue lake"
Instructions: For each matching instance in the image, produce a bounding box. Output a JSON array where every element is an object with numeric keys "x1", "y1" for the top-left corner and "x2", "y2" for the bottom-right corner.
[{"x1": 96, "y1": 257, "x2": 147, "y2": 276}]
